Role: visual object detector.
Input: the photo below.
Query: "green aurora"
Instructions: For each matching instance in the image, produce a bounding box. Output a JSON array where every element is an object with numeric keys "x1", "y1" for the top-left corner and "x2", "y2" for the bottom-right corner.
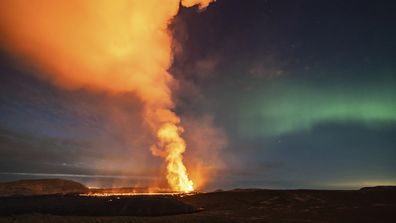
[{"x1": 239, "y1": 80, "x2": 396, "y2": 138}]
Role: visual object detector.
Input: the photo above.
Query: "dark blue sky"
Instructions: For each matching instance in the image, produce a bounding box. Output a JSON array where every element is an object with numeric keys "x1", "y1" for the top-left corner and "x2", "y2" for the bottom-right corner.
[{"x1": 0, "y1": 0, "x2": 395, "y2": 190}]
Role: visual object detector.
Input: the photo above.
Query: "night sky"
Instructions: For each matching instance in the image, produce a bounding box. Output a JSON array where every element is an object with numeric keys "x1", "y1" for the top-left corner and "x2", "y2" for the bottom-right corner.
[{"x1": 1, "y1": 0, "x2": 395, "y2": 190}]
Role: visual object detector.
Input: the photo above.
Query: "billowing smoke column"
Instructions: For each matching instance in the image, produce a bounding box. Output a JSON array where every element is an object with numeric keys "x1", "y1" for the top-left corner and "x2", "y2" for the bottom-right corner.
[{"x1": 0, "y1": 0, "x2": 214, "y2": 192}]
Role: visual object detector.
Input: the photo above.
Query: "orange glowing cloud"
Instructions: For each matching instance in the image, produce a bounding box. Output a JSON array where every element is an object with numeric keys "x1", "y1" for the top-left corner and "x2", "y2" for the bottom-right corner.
[
  {"x1": 182, "y1": 0, "x2": 215, "y2": 9},
  {"x1": 0, "y1": 0, "x2": 214, "y2": 192}
]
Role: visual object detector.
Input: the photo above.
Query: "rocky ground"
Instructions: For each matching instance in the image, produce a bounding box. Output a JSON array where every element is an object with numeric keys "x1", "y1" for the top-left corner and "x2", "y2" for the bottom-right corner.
[{"x1": 0, "y1": 187, "x2": 395, "y2": 222}]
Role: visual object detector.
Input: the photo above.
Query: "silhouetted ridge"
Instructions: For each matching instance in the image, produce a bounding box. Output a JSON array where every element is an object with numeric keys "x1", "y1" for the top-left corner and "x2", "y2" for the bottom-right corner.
[{"x1": 0, "y1": 179, "x2": 88, "y2": 196}]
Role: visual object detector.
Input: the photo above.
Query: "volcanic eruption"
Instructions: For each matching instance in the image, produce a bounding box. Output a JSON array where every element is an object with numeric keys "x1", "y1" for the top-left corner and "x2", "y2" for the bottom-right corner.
[{"x1": 0, "y1": 0, "x2": 215, "y2": 192}]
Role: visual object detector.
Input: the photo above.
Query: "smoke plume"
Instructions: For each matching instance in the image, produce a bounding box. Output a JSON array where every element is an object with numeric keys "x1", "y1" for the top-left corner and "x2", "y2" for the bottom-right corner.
[{"x1": 0, "y1": 0, "x2": 214, "y2": 192}]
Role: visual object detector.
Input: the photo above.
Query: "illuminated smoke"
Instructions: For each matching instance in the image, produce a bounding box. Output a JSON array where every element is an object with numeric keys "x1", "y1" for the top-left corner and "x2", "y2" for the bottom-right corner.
[
  {"x1": 181, "y1": 0, "x2": 214, "y2": 9},
  {"x1": 0, "y1": 0, "x2": 214, "y2": 192}
]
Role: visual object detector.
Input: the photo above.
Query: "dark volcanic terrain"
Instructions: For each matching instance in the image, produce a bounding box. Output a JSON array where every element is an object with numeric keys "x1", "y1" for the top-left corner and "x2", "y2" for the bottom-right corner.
[
  {"x1": 0, "y1": 186, "x2": 395, "y2": 222},
  {"x1": 0, "y1": 179, "x2": 88, "y2": 196}
]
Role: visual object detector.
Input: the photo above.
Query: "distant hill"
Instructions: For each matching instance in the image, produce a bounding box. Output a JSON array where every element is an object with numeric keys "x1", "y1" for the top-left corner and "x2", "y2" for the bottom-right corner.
[
  {"x1": 360, "y1": 186, "x2": 396, "y2": 192},
  {"x1": 0, "y1": 179, "x2": 88, "y2": 196}
]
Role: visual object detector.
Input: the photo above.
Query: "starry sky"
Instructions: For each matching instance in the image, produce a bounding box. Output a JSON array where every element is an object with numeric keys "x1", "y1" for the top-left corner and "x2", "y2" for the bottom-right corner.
[{"x1": 1, "y1": 0, "x2": 395, "y2": 190}]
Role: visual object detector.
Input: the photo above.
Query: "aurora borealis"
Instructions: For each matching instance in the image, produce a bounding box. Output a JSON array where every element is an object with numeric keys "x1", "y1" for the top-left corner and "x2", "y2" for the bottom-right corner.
[
  {"x1": 1, "y1": 0, "x2": 395, "y2": 190},
  {"x1": 239, "y1": 80, "x2": 396, "y2": 137}
]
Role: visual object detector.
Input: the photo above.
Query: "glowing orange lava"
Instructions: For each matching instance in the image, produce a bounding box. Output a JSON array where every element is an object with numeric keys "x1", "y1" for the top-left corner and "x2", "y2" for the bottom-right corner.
[{"x1": 80, "y1": 192, "x2": 185, "y2": 197}]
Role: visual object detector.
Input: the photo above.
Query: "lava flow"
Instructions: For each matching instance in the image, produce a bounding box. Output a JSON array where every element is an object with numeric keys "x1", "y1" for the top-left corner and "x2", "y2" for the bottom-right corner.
[{"x1": 79, "y1": 186, "x2": 196, "y2": 197}]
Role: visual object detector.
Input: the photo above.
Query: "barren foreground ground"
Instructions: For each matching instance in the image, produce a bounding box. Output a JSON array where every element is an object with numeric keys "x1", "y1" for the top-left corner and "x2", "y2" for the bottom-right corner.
[{"x1": 1, "y1": 188, "x2": 395, "y2": 223}]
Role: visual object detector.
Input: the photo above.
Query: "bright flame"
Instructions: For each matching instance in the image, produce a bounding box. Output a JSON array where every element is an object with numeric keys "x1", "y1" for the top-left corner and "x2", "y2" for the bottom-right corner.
[
  {"x1": 158, "y1": 123, "x2": 194, "y2": 192},
  {"x1": 0, "y1": 0, "x2": 214, "y2": 192}
]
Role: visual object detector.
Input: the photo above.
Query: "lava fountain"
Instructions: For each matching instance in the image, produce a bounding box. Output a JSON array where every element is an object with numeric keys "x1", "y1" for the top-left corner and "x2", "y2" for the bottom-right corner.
[{"x1": 0, "y1": 0, "x2": 215, "y2": 192}]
